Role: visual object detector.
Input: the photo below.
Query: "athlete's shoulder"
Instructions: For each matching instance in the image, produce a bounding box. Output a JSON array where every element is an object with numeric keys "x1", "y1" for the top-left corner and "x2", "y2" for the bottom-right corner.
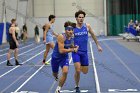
[
  {"x1": 85, "y1": 23, "x2": 90, "y2": 27},
  {"x1": 85, "y1": 23, "x2": 91, "y2": 31},
  {"x1": 45, "y1": 23, "x2": 51, "y2": 28},
  {"x1": 57, "y1": 34, "x2": 64, "y2": 39},
  {"x1": 9, "y1": 26, "x2": 15, "y2": 31}
]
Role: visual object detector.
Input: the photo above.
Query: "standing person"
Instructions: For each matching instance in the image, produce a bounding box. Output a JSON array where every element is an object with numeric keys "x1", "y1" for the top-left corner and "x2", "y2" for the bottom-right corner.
[
  {"x1": 6, "y1": 19, "x2": 22, "y2": 66},
  {"x1": 22, "y1": 23, "x2": 28, "y2": 42},
  {"x1": 34, "y1": 25, "x2": 40, "y2": 43},
  {"x1": 42, "y1": 15, "x2": 58, "y2": 65},
  {"x1": 51, "y1": 21, "x2": 79, "y2": 93},
  {"x1": 72, "y1": 10, "x2": 102, "y2": 92}
]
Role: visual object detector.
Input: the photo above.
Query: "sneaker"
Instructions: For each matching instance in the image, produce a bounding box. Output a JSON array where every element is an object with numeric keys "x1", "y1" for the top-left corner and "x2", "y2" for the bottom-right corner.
[
  {"x1": 75, "y1": 87, "x2": 80, "y2": 93},
  {"x1": 44, "y1": 61, "x2": 50, "y2": 65},
  {"x1": 7, "y1": 61, "x2": 13, "y2": 66},
  {"x1": 15, "y1": 62, "x2": 22, "y2": 66},
  {"x1": 55, "y1": 90, "x2": 60, "y2": 93},
  {"x1": 15, "y1": 60, "x2": 22, "y2": 65},
  {"x1": 42, "y1": 59, "x2": 46, "y2": 64}
]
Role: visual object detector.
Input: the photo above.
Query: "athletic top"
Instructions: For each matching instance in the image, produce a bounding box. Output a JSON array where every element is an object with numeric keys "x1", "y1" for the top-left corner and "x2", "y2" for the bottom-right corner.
[
  {"x1": 9, "y1": 27, "x2": 17, "y2": 42},
  {"x1": 46, "y1": 25, "x2": 54, "y2": 39},
  {"x1": 52, "y1": 33, "x2": 74, "y2": 58},
  {"x1": 9, "y1": 33, "x2": 15, "y2": 42},
  {"x1": 73, "y1": 23, "x2": 88, "y2": 52}
]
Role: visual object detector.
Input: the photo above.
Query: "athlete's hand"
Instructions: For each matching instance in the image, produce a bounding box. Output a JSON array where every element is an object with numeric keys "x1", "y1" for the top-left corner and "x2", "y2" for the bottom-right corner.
[
  {"x1": 43, "y1": 39, "x2": 46, "y2": 44},
  {"x1": 73, "y1": 45, "x2": 79, "y2": 52},
  {"x1": 97, "y1": 45, "x2": 102, "y2": 52},
  {"x1": 70, "y1": 44, "x2": 77, "y2": 48},
  {"x1": 16, "y1": 41, "x2": 19, "y2": 47}
]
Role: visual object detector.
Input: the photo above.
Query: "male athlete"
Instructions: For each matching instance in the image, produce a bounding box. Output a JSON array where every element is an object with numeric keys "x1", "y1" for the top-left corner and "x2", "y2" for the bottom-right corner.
[
  {"x1": 72, "y1": 10, "x2": 102, "y2": 92},
  {"x1": 51, "y1": 21, "x2": 79, "y2": 93}
]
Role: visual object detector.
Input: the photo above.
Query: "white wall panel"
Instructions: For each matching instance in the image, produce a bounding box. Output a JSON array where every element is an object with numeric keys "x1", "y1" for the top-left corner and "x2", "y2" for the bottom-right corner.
[
  {"x1": 34, "y1": 0, "x2": 103, "y2": 17},
  {"x1": 4, "y1": 0, "x2": 105, "y2": 38},
  {"x1": 34, "y1": 0, "x2": 54, "y2": 17}
]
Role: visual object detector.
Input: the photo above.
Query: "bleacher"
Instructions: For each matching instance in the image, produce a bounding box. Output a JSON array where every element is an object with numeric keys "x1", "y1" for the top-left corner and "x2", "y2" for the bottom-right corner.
[{"x1": 119, "y1": 24, "x2": 140, "y2": 42}]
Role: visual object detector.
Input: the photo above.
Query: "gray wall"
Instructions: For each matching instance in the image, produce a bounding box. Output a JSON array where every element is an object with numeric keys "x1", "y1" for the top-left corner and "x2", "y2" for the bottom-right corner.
[
  {"x1": 33, "y1": 0, "x2": 103, "y2": 17},
  {"x1": 2, "y1": 0, "x2": 105, "y2": 40}
]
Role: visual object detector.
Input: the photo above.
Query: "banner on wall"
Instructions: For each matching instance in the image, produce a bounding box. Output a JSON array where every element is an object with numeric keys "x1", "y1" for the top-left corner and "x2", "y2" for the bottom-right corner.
[
  {"x1": 0, "y1": 23, "x2": 4, "y2": 45},
  {"x1": 6, "y1": 22, "x2": 11, "y2": 42}
]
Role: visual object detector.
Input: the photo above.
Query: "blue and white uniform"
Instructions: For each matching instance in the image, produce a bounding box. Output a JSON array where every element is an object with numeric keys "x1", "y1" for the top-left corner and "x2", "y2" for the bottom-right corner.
[
  {"x1": 46, "y1": 25, "x2": 54, "y2": 44},
  {"x1": 72, "y1": 23, "x2": 89, "y2": 66},
  {"x1": 51, "y1": 33, "x2": 74, "y2": 73}
]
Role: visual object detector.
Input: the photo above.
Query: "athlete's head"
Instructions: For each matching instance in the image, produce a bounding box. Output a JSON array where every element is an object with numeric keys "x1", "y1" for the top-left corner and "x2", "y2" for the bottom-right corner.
[
  {"x1": 75, "y1": 10, "x2": 86, "y2": 24},
  {"x1": 11, "y1": 18, "x2": 16, "y2": 24},
  {"x1": 48, "y1": 15, "x2": 55, "y2": 23},
  {"x1": 64, "y1": 21, "x2": 76, "y2": 37}
]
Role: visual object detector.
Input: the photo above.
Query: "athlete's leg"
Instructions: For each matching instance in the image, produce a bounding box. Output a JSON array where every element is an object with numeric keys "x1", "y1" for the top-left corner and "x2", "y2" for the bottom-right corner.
[
  {"x1": 7, "y1": 49, "x2": 12, "y2": 61},
  {"x1": 43, "y1": 44, "x2": 51, "y2": 63},
  {"x1": 14, "y1": 48, "x2": 18, "y2": 60},
  {"x1": 74, "y1": 62, "x2": 81, "y2": 87},
  {"x1": 44, "y1": 42, "x2": 55, "y2": 64},
  {"x1": 72, "y1": 52, "x2": 81, "y2": 92},
  {"x1": 51, "y1": 57, "x2": 59, "y2": 81},
  {"x1": 14, "y1": 48, "x2": 21, "y2": 65},
  {"x1": 81, "y1": 66, "x2": 88, "y2": 74},
  {"x1": 80, "y1": 52, "x2": 89, "y2": 74},
  {"x1": 58, "y1": 66, "x2": 69, "y2": 87},
  {"x1": 55, "y1": 59, "x2": 69, "y2": 93},
  {"x1": 49, "y1": 42, "x2": 55, "y2": 49},
  {"x1": 53, "y1": 72, "x2": 59, "y2": 81},
  {"x1": 7, "y1": 49, "x2": 13, "y2": 66}
]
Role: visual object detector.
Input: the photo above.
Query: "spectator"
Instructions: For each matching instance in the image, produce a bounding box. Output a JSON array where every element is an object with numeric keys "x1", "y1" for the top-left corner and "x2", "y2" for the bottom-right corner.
[
  {"x1": 128, "y1": 19, "x2": 134, "y2": 28},
  {"x1": 34, "y1": 25, "x2": 40, "y2": 43},
  {"x1": 22, "y1": 23, "x2": 28, "y2": 42}
]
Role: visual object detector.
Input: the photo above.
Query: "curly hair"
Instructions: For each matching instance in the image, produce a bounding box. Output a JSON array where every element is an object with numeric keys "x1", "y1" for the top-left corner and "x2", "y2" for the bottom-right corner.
[
  {"x1": 75, "y1": 10, "x2": 86, "y2": 18},
  {"x1": 64, "y1": 21, "x2": 76, "y2": 28}
]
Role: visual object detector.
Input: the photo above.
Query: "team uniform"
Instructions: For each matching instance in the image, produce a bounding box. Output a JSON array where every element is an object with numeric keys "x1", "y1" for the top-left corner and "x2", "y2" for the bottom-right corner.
[
  {"x1": 72, "y1": 23, "x2": 89, "y2": 66},
  {"x1": 9, "y1": 28, "x2": 17, "y2": 49},
  {"x1": 51, "y1": 33, "x2": 74, "y2": 73},
  {"x1": 46, "y1": 25, "x2": 54, "y2": 44}
]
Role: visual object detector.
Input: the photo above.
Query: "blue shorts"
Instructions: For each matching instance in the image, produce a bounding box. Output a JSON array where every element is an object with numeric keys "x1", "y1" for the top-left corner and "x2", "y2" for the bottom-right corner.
[
  {"x1": 46, "y1": 36, "x2": 53, "y2": 44},
  {"x1": 72, "y1": 51, "x2": 89, "y2": 66},
  {"x1": 51, "y1": 56, "x2": 69, "y2": 73}
]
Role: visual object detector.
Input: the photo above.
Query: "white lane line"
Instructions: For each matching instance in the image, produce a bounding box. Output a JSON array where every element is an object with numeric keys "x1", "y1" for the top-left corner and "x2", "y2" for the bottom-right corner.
[
  {"x1": 0, "y1": 50, "x2": 45, "y2": 78},
  {"x1": 14, "y1": 58, "x2": 51, "y2": 92},
  {"x1": 103, "y1": 42, "x2": 140, "y2": 83},
  {"x1": 89, "y1": 41, "x2": 101, "y2": 93},
  {"x1": 2, "y1": 53, "x2": 52, "y2": 92},
  {"x1": 0, "y1": 44, "x2": 43, "y2": 65},
  {"x1": 0, "y1": 47, "x2": 8, "y2": 52},
  {"x1": 0, "y1": 43, "x2": 34, "y2": 57},
  {"x1": 1, "y1": 66, "x2": 34, "y2": 92},
  {"x1": 91, "y1": 37, "x2": 122, "y2": 42},
  {"x1": 48, "y1": 81, "x2": 56, "y2": 93},
  {"x1": 69, "y1": 57, "x2": 72, "y2": 64}
]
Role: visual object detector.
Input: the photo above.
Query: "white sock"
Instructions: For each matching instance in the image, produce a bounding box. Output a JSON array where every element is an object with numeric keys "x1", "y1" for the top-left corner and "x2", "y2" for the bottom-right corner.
[{"x1": 75, "y1": 85, "x2": 79, "y2": 87}]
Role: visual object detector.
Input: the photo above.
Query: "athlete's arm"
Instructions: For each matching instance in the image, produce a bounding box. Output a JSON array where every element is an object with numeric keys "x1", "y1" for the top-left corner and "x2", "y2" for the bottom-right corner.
[
  {"x1": 87, "y1": 23, "x2": 102, "y2": 52},
  {"x1": 57, "y1": 34, "x2": 78, "y2": 54},
  {"x1": 53, "y1": 31, "x2": 58, "y2": 37}
]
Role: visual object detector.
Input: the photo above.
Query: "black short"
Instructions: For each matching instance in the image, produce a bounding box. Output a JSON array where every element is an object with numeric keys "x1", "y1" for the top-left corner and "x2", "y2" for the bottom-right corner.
[{"x1": 9, "y1": 41, "x2": 17, "y2": 49}]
